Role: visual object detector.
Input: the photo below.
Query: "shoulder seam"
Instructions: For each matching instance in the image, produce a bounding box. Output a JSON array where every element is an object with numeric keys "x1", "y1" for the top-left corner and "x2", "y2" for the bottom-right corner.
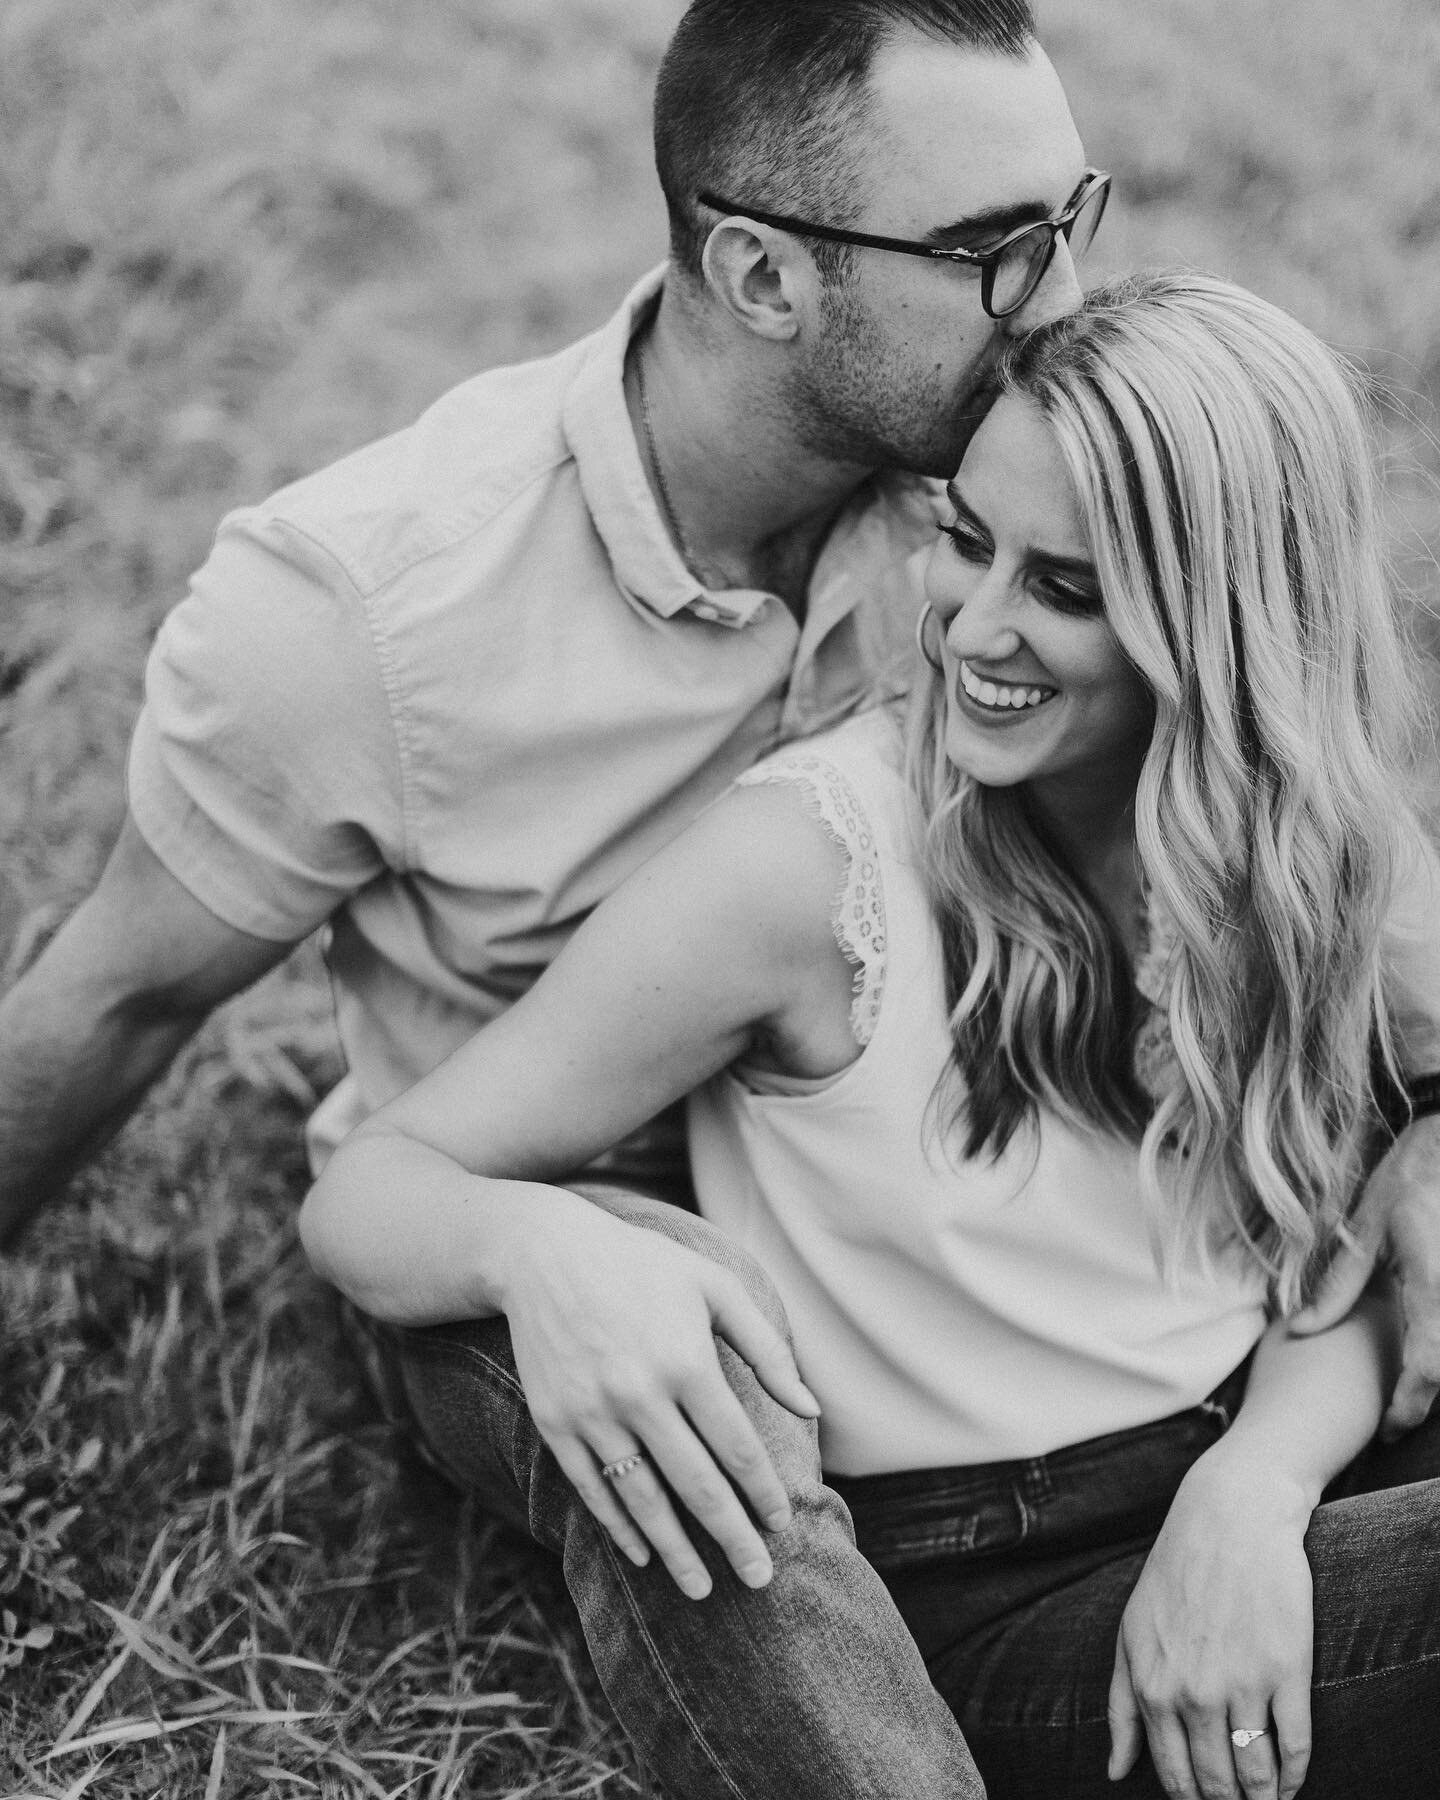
[{"x1": 266, "y1": 450, "x2": 572, "y2": 603}]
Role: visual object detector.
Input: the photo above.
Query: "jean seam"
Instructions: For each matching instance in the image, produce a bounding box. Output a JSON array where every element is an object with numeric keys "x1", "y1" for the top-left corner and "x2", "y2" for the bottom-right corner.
[
  {"x1": 1311, "y1": 1644, "x2": 1440, "y2": 1694},
  {"x1": 966, "y1": 1714, "x2": 1109, "y2": 1731},
  {"x1": 594, "y1": 1531, "x2": 750, "y2": 1800}
]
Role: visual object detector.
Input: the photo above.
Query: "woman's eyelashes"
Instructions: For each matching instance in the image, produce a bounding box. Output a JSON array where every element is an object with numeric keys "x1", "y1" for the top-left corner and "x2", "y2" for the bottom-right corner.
[
  {"x1": 937, "y1": 519, "x2": 991, "y2": 563},
  {"x1": 936, "y1": 519, "x2": 1103, "y2": 618},
  {"x1": 1033, "y1": 573, "x2": 1104, "y2": 617}
]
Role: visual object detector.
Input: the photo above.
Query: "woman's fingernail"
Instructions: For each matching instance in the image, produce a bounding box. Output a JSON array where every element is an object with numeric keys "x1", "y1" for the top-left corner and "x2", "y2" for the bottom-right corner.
[
  {"x1": 739, "y1": 1558, "x2": 773, "y2": 1588},
  {"x1": 682, "y1": 1572, "x2": 712, "y2": 1600}
]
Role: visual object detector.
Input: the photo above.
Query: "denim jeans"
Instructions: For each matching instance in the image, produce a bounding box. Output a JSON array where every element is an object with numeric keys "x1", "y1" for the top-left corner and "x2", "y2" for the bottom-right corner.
[{"x1": 345, "y1": 1185, "x2": 1440, "y2": 1799}]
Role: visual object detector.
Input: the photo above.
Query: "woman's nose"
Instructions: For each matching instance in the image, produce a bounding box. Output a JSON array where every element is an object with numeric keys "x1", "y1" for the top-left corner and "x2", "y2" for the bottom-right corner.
[{"x1": 944, "y1": 583, "x2": 1023, "y2": 663}]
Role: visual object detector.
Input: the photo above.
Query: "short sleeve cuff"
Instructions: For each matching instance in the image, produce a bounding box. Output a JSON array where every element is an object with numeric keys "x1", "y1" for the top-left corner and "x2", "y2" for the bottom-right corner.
[{"x1": 127, "y1": 707, "x2": 339, "y2": 943}]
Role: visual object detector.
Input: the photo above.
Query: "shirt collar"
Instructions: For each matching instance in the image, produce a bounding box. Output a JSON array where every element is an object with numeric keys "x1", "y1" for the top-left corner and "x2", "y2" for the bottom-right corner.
[
  {"x1": 561, "y1": 266, "x2": 926, "y2": 638},
  {"x1": 562, "y1": 265, "x2": 722, "y2": 622}
]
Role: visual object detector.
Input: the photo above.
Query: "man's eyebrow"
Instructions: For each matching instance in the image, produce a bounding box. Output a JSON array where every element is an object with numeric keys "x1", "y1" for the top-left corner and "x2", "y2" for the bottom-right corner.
[
  {"x1": 926, "y1": 171, "x2": 1091, "y2": 249},
  {"x1": 926, "y1": 198, "x2": 1053, "y2": 249}
]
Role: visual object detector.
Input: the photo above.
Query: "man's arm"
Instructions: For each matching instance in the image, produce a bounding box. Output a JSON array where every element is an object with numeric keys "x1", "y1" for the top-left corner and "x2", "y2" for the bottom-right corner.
[
  {"x1": 0, "y1": 813, "x2": 295, "y2": 1245},
  {"x1": 1290, "y1": 1115, "x2": 1440, "y2": 1434},
  {"x1": 1289, "y1": 830, "x2": 1440, "y2": 1431}
]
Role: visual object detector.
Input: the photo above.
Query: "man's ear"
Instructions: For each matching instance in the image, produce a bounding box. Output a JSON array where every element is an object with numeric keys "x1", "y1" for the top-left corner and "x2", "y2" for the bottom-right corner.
[{"x1": 700, "y1": 220, "x2": 808, "y2": 343}]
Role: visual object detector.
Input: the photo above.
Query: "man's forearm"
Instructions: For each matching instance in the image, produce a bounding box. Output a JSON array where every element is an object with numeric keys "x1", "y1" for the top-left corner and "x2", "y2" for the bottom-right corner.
[{"x1": 0, "y1": 948, "x2": 201, "y2": 1244}]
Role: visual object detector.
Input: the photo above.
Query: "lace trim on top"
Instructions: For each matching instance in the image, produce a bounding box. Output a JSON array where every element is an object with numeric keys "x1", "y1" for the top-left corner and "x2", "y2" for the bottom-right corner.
[
  {"x1": 736, "y1": 754, "x2": 887, "y2": 1047},
  {"x1": 1132, "y1": 890, "x2": 1181, "y2": 1103},
  {"x1": 738, "y1": 749, "x2": 1179, "y2": 1089}
]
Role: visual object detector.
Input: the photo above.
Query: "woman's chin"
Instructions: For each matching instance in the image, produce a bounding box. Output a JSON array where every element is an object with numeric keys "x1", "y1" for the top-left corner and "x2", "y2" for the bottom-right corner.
[{"x1": 942, "y1": 724, "x2": 1040, "y2": 788}]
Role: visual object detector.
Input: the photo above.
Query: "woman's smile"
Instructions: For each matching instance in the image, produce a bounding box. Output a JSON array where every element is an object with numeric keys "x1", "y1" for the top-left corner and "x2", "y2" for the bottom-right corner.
[
  {"x1": 924, "y1": 394, "x2": 1153, "y2": 802},
  {"x1": 956, "y1": 658, "x2": 1058, "y2": 715}
]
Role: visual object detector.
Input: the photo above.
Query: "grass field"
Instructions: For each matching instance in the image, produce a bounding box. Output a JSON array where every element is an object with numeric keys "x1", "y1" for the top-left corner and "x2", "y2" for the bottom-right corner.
[{"x1": 2, "y1": 0, "x2": 1437, "y2": 1792}]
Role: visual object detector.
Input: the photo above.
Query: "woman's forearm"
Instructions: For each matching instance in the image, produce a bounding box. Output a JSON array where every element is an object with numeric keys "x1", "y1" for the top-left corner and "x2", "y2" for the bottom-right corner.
[
  {"x1": 299, "y1": 1125, "x2": 600, "y2": 1326},
  {"x1": 1111, "y1": 1292, "x2": 1399, "y2": 1798}
]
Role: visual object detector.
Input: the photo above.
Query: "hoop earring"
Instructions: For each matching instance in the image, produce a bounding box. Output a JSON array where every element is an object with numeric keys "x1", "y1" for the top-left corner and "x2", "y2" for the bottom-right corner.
[{"x1": 915, "y1": 603, "x2": 945, "y2": 675}]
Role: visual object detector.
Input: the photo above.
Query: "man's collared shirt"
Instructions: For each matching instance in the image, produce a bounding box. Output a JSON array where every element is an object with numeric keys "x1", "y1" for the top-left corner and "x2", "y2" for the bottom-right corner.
[{"x1": 127, "y1": 269, "x2": 938, "y2": 1164}]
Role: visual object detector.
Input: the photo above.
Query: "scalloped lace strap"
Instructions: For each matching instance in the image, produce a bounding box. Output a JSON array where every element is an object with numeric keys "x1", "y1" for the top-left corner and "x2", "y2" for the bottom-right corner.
[{"x1": 736, "y1": 753, "x2": 887, "y2": 1046}]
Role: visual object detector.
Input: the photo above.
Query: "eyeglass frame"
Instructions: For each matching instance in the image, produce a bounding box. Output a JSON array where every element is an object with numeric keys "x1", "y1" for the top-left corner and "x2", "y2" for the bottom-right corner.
[{"x1": 695, "y1": 167, "x2": 1111, "y2": 320}]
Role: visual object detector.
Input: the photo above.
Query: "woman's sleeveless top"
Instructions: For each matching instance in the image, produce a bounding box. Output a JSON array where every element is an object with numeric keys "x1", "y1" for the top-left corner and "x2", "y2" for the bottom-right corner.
[{"x1": 687, "y1": 708, "x2": 1268, "y2": 1477}]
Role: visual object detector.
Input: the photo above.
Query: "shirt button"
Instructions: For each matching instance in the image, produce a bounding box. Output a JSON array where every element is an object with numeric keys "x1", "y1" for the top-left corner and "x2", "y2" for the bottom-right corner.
[{"x1": 691, "y1": 601, "x2": 724, "y2": 622}]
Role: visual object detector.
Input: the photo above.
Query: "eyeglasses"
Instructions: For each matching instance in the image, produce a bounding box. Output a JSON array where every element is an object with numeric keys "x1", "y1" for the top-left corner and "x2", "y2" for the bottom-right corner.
[{"x1": 696, "y1": 168, "x2": 1110, "y2": 320}]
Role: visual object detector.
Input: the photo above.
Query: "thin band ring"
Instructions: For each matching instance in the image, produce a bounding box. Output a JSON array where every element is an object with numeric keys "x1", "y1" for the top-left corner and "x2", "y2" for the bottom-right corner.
[
  {"x1": 916, "y1": 602, "x2": 945, "y2": 675},
  {"x1": 600, "y1": 1452, "x2": 646, "y2": 1482}
]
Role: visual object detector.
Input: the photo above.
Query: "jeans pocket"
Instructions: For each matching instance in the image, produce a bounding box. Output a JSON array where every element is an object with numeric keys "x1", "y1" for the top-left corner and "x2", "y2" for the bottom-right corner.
[{"x1": 838, "y1": 1480, "x2": 1029, "y2": 1573}]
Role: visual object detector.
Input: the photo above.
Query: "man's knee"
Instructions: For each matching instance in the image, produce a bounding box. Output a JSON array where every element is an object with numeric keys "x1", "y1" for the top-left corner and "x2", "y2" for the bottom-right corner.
[{"x1": 570, "y1": 1178, "x2": 792, "y2": 1339}]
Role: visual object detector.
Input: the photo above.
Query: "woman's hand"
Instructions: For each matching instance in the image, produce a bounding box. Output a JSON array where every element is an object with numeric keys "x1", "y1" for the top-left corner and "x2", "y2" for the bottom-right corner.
[
  {"x1": 1107, "y1": 1446, "x2": 1315, "y2": 1800},
  {"x1": 498, "y1": 1191, "x2": 821, "y2": 1600}
]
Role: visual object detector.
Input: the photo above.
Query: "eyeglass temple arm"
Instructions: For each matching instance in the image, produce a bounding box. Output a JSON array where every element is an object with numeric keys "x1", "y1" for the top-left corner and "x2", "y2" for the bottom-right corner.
[{"x1": 695, "y1": 192, "x2": 985, "y2": 265}]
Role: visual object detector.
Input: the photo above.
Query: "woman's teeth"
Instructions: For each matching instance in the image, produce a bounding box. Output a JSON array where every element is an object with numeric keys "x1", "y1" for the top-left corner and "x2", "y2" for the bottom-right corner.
[{"x1": 959, "y1": 660, "x2": 1055, "y2": 712}]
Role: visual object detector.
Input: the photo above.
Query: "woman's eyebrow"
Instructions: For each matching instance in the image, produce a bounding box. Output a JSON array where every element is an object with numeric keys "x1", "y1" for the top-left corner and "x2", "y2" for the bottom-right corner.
[
  {"x1": 946, "y1": 482, "x2": 1098, "y2": 578},
  {"x1": 945, "y1": 482, "x2": 989, "y2": 527},
  {"x1": 1032, "y1": 549, "x2": 1099, "y2": 579}
]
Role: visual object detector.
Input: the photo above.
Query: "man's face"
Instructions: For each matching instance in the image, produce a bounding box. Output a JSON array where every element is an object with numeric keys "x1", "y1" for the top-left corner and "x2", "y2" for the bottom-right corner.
[{"x1": 785, "y1": 37, "x2": 1089, "y2": 477}]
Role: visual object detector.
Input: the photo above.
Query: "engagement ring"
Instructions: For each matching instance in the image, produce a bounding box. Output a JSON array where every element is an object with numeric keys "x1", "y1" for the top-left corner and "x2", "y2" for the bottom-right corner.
[{"x1": 601, "y1": 1453, "x2": 646, "y2": 1482}]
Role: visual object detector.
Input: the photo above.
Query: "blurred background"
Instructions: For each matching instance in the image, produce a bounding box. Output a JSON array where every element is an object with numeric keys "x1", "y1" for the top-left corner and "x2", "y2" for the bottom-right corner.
[{"x1": 1, "y1": 0, "x2": 1436, "y2": 1791}]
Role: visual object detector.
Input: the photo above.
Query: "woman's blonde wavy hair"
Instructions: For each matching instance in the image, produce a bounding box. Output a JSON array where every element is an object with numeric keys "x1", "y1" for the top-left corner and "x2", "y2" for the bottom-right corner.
[{"x1": 908, "y1": 270, "x2": 1426, "y2": 1311}]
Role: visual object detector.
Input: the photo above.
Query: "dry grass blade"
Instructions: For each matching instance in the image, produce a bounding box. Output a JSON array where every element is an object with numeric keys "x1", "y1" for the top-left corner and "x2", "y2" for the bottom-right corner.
[
  {"x1": 42, "y1": 1707, "x2": 324, "y2": 1761},
  {"x1": 88, "y1": 1602, "x2": 234, "y2": 1696},
  {"x1": 50, "y1": 1550, "x2": 194, "y2": 1749},
  {"x1": 280, "y1": 1735, "x2": 391, "y2": 1800},
  {"x1": 401, "y1": 1693, "x2": 526, "y2": 1714},
  {"x1": 202, "y1": 1726, "x2": 226, "y2": 1800}
]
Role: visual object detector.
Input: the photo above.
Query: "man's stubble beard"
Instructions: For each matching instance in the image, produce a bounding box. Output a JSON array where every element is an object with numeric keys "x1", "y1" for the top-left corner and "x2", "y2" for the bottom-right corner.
[{"x1": 785, "y1": 274, "x2": 1001, "y2": 479}]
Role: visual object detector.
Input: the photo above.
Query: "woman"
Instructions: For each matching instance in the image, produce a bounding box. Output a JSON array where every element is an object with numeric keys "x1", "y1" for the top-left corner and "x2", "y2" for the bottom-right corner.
[{"x1": 300, "y1": 273, "x2": 1440, "y2": 1800}]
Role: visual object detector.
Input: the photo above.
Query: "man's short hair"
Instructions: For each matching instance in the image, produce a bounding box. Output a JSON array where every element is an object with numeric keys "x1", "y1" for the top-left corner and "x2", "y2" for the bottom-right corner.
[{"x1": 654, "y1": 0, "x2": 1038, "y2": 287}]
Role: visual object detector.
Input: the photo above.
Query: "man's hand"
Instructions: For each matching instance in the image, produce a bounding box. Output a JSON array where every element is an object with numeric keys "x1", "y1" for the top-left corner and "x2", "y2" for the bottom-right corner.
[
  {"x1": 499, "y1": 1195, "x2": 820, "y2": 1600},
  {"x1": 1290, "y1": 1114, "x2": 1440, "y2": 1438}
]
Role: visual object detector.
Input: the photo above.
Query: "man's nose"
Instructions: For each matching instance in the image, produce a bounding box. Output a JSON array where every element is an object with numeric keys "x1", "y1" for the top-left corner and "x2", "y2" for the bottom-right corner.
[{"x1": 1007, "y1": 234, "x2": 1083, "y2": 334}]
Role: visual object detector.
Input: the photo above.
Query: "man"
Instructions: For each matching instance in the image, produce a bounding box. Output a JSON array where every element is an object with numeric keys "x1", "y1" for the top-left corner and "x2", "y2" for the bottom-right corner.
[
  {"x1": 2, "y1": 0, "x2": 1438, "y2": 1792},
  {"x1": 0, "y1": 0, "x2": 1089, "y2": 1224}
]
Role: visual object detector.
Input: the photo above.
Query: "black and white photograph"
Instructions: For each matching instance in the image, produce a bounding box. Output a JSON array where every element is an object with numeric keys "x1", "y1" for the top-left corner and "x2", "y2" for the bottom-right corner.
[{"x1": 2, "y1": 2, "x2": 1439, "y2": 1794}]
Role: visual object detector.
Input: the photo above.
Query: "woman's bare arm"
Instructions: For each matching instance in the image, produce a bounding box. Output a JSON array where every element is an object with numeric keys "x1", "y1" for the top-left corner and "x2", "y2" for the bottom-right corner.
[{"x1": 299, "y1": 780, "x2": 854, "y2": 1597}]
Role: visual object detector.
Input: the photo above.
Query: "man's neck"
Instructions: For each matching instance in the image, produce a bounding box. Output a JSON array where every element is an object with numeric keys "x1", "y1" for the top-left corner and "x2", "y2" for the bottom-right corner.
[{"x1": 627, "y1": 289, "x2": 880, "y2": 615}]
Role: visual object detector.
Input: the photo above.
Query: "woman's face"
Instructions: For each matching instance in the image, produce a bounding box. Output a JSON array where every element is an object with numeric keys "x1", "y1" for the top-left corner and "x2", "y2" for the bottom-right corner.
[{"x1": 923, "y1": 393, "x2": 1154, "y2": 811}]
